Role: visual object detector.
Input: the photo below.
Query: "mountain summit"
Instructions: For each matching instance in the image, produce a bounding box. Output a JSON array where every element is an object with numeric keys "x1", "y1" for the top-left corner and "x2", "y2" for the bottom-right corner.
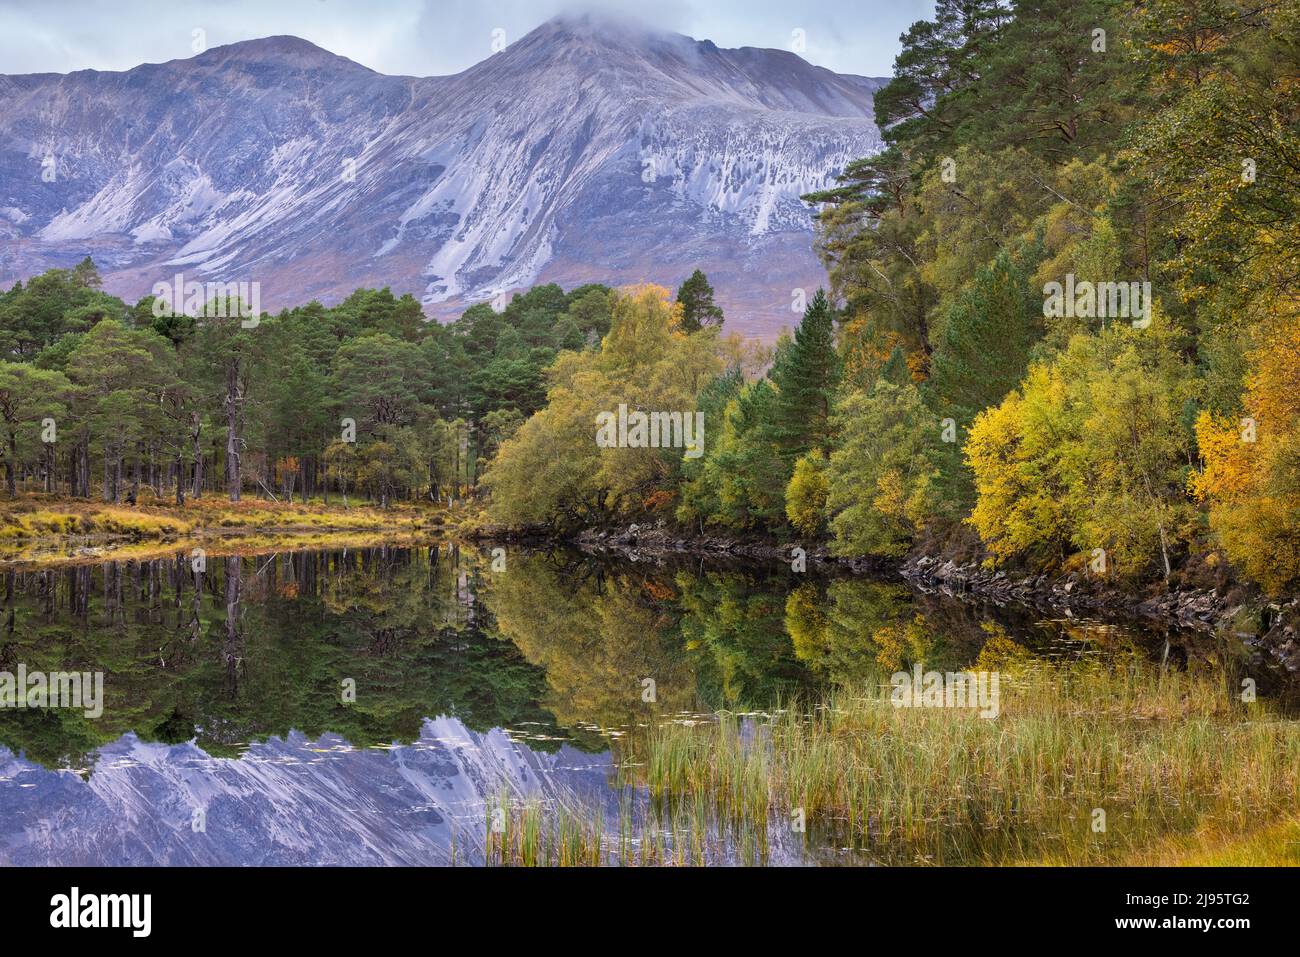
[{"x1": 0, "y1": 16, "x2": 884, "y2": 336}]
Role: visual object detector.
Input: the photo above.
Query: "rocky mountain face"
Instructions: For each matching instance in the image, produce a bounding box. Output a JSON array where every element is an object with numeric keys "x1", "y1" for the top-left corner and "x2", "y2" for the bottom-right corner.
[{"x1": 0, "y1": 14, "x2": 884, "y2": 337}]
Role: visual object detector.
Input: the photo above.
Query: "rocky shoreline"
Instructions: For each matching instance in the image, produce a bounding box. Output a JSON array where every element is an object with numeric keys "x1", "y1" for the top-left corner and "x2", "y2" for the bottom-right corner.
[
  {"x1": 901, "y1": 553, "x2": 1299, "y2": 673},
  {"x1": 562, "y1": 521, "x2": 1299, "y2": 673},
  {"x1": 574, "y1": 522, "x2": 844, "y2": 566},
  {"x1": 571, "y1": 522, "x2": 899, "y2": 577}
]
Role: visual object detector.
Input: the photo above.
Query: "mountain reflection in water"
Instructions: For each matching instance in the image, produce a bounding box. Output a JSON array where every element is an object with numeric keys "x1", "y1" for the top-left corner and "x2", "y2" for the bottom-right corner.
[{"x1": 0, "y1": 719, "x2": 612, "y2": 865}]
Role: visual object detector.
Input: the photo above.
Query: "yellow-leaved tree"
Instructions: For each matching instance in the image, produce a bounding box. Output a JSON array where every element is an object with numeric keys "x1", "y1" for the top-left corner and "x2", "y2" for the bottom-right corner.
[
  {"x1": 1191, "y1": 303, "x2": 1300, "y2": 594},
  {"x1": 785, "y1": 451, "x2": 829, "y2": 535},
  {"x1": 967, "y1": 318, "x2": 1197, "y2": 579},
  {"x1": 481, "y1": 284, "x2": 722, "y2": 527}
]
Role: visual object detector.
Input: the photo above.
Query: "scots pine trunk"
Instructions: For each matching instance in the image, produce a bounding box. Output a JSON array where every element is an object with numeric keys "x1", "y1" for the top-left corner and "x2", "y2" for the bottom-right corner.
[
  {"x1": 191, "y1": 413, "x2": 203, "y2": 499},
  {"x1": 224, "y1": 360, "x2": 241, "y2": 502}
]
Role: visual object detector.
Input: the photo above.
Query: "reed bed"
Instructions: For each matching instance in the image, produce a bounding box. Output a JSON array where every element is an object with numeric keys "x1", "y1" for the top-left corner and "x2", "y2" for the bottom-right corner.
[
  {"x1": 480, "y1": 659, "x2": 1300, "y2": 865},
  {"x1": 632, "y1": 660, "x2": 1300, "y2": 865}
]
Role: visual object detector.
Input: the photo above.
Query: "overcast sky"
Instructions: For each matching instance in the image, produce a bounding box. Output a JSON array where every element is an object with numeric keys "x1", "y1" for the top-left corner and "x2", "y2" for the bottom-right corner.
[{"x1": 0, "y1": 0, "x2": 933, "y2": 78}]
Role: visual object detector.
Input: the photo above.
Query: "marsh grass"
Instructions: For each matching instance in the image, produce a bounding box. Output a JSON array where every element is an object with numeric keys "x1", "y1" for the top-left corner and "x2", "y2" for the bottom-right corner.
[
  {"x1": 1118, "y1": 815, "x2": 1300, "y2": 866},
  {"x1": 483, "y1": 789, "x2": 775, "y2": 866},
  {"x1": 630, "y1": 659, "x2": 1300, "y2": 865},
  {"x1": 470, "y1": 658, "x2": 1297, "y2": 867},
  {"x1": 486, "y1": 793, "x2": 607, "y2": 867},
  {"x1": 480, "y1": 659, "x2": 1300, "y2": 866},
  {"x1": 0, "y1": 505, "x2": 193, "y2": 540},
  {"x1": 0, "y1": 492, "x2": 453, "y2": 563}
]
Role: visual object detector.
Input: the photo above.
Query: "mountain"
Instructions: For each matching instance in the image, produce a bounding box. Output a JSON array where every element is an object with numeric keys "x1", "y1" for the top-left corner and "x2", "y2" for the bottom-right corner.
[{"x1": 0, "y1": 14, "x2": 884, "y2": 337}]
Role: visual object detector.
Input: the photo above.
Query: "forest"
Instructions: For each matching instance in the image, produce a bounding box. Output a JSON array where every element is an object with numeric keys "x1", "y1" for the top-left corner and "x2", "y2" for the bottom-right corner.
[
  {"x1": 484, "y1": 0, "x2": 1300, "y2": 597},
  {"x1": 3, "y1": 0, "x2": 1299, "y2": 600},
  {"x1": 0, "y1": 259, "x2": 621, "y2": 507}
]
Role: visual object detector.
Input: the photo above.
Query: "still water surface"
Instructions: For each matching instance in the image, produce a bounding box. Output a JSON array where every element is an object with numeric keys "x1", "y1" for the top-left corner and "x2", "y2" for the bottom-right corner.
[{"x1": 0, "y1": 543, "x2": 1280, "y2": 865}]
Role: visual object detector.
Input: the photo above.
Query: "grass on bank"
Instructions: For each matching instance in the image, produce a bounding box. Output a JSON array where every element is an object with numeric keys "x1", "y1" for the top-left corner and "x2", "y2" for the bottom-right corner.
[
  {"x1": 0, "y1": 503, "x2": 193, "y2": 540},
  {"x1": 1118, "y1": 815, "x2": 1300, "y2": 866},
  {"x1": 0, "y1": 492, "x2": 453, "y2": 558},
  {"x1": 0, "y1": 528, "x2": 450, "y2": 569}
]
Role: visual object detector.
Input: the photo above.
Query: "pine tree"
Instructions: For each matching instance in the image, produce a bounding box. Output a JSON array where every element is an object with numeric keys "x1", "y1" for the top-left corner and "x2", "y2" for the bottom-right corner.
[
  {"x1": 926, "y1": 244, "x2": 1043, "y2": 422},
  {"x1": 675, "y1": 270, "x2": 724, "y2": 333},
  {"x1": 768, "y1": 288, "x2": 841, "y2": 464},
  {"x1": 71, "y1": 256, "x2": 102, "y2": 290}
]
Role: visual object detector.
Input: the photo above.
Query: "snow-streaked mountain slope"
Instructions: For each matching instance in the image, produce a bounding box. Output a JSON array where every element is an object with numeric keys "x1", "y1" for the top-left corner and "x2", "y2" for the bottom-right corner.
[{"x1": 0, "y1": 14, "x2": 884, "y2": 337}]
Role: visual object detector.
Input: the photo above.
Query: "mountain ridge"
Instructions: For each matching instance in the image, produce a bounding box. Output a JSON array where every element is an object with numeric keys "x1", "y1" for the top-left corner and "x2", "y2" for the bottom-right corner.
[{"x1": 0, "y1": 15, "x2": 885, "y2": 338}]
